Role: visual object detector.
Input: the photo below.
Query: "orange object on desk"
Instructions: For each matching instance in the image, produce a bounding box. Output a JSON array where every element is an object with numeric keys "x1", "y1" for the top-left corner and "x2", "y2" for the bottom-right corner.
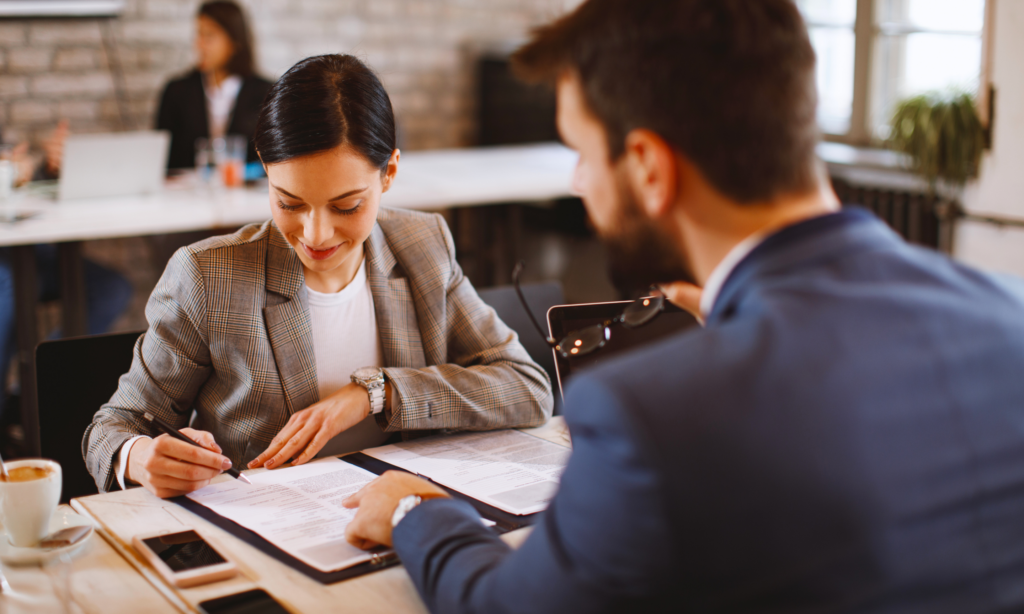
[{"x1": 221, "y1": 161, "x2": 242, "y2": 187}]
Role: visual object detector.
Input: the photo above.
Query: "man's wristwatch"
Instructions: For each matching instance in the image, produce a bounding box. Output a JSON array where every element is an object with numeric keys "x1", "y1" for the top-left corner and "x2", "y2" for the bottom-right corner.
[
  {"x1": 351, "y1": 366, "x2": 386, "y2": 415},
  {"x1": 391, "y1": 494, "x2": 422, "y2": 528}
]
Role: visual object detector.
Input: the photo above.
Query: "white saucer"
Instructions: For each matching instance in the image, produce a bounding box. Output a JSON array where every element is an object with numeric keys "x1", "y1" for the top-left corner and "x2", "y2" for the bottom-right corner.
[{"x1": 0, "y1": 507, "x2": 94, "y2": 566}]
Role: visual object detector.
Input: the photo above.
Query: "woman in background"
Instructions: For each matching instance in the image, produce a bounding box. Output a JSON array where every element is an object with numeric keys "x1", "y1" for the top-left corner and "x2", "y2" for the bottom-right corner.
[{"x1": 156, "y1": 0, "x2": 272, "y2": 170}]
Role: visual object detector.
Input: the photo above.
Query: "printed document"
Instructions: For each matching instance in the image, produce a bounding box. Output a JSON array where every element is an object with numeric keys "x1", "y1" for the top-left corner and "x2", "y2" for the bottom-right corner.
[
  {"x1": 363, "y1": 430, "x2": 571, "y2": 515},
  {"x1": 186, "y1": 457, "x2": 382, "y2": 573}
]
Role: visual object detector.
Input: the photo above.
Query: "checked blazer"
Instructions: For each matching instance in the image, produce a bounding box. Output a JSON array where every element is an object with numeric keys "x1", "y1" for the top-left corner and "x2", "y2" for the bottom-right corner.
[{"x1": 84, "y1": 207, "x2": 553, "y2": 492}]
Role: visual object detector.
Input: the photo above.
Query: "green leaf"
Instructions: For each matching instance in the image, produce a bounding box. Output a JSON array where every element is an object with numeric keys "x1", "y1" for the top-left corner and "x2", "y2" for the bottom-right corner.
[{"x1": 886, "y1": 90, "x2": 984, "y2": 192}]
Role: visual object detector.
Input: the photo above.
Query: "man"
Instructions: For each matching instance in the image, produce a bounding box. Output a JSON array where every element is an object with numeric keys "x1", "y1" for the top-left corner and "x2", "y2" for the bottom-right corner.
[
  {"x1": 342, "y1": 0, "x2": 1024, "y2": 611},
  {"x1": 0, "y1": 122, "x2": 133, "y2": 429}
]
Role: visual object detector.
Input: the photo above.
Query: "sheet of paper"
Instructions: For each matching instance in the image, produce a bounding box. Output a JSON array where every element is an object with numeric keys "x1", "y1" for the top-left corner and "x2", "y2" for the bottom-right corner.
[
  {"x1": 362, "y1": 430, "x2": 571, "y2": 516},
  {"x1": 186, "y1": 457, "x2": 382, "y2": 573}
]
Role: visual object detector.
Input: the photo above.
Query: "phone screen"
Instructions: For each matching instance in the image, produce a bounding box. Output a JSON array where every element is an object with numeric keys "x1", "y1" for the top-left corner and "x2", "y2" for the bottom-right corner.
[
  {"x1": 199, "y1": 589, "x2": 290, "y2": 614},
  {"x1": 141, "y1": 530, "x2": 227, "y2": 573}
]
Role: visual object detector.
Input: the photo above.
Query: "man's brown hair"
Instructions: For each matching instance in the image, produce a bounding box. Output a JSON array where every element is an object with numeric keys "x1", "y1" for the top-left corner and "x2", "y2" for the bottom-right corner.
[{"x1": 512, "y1": 0, "x2": 819, "y2": 203}]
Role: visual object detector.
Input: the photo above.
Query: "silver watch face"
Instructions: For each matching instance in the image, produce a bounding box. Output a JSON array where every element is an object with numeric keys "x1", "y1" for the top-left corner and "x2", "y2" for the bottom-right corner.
[{"x1": 353, "y1": 366, "x2": 382, "y2": 382}]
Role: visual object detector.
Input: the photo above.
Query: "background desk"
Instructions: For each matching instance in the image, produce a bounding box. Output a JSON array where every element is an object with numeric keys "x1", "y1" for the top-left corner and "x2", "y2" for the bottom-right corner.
[
  {"x1": 1, "y1": 143, "x2": 577, "y2": 455},
  {"x1": 64, "y1": 418, "x2": 569, "y2": 614}
]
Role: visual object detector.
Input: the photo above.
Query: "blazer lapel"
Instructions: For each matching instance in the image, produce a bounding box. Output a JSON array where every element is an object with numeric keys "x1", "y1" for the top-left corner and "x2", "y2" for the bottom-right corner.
[
  {"x1": 190, "y1": 71, "x2": 211, "y2": 138},
  {"x1": 263, "y1": 224, "x2": 319, "y2": 414},
  {"x1": 365, "y1": 221, "x2": 428, "y2": 368}
]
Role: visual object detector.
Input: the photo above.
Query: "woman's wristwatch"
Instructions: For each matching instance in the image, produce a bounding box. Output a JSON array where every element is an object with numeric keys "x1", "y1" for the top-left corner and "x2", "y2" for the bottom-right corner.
[{"x1": 351, "y1": 367, "x2": 386, "y2": 415}]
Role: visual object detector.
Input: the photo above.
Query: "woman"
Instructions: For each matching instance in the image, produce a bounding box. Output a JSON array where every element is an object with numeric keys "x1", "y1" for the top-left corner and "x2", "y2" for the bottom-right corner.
[
  {"x1": 85, "y1": 54, "x2": 553, "y2": 498},
  {"x1": 156, "y1": 1, "x2": 272, "y2": 169}
]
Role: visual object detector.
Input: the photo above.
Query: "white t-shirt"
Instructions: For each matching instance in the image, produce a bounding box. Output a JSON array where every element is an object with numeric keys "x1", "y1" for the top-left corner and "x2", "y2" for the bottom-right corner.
[
  {"x1": 204, "y1": 74, "x2": 242, "y2": 139},
  {"x1": 306, "y1": 257, "x2": 383, "y2": 400},
  {"x1": 115, "y1": 258, "x2": 388, "y2": 489},
  {"x1": 304, "y1": 257, "x2": 390, "y2": 456}
]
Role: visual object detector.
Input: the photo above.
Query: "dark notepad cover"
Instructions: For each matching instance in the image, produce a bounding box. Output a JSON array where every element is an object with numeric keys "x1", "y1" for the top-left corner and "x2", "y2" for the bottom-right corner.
[
  {"x1": 171, "y1": 494, "x2": 399, "y2": 584},
  {"x1": 171, "y1": 455, "x2": 538, "y2": 584},
  {"x1": 342, "y1": 453, "x2": 540, "y2": 533}
]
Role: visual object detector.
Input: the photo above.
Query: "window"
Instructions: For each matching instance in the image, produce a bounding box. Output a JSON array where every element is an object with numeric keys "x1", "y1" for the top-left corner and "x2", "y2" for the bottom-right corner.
[{"x1": 796, "y1": 0, "x2": 987, "y2": 144}]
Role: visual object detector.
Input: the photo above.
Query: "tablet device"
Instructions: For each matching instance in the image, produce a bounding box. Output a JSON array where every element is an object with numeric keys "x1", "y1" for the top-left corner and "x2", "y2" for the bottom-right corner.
[{"x1": 546, "y1": 300, "x2": 698, "y2": 399}]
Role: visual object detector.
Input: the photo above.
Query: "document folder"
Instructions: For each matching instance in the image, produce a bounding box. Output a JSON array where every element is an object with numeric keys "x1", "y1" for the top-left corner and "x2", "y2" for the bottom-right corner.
[{"x1": 172, "y1": 454, "x2": 539, "y2": 584}]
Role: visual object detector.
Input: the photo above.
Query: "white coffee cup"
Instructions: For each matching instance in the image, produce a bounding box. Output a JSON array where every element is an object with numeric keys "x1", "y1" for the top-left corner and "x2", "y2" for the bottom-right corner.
[{"x1": 0, "y1": 459, "x2": 62, "y2": 547}]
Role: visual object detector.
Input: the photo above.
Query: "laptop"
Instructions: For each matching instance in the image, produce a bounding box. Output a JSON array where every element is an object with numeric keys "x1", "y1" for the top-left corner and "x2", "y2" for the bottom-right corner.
[
  {"x1": 546, "y1": 299, "x2": 698, "y2": 399},
  {"x1": 58, "y1": 131, "x2": 170, "y2": 200}
]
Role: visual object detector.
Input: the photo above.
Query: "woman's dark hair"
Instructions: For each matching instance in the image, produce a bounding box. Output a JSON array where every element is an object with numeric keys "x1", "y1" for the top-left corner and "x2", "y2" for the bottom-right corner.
[
  {"x1": 253, "y1": 54, "x2": 397, "y2": 171},
  {"x1": 198, "y1": 0, "x2": 256, "y2": 78}
]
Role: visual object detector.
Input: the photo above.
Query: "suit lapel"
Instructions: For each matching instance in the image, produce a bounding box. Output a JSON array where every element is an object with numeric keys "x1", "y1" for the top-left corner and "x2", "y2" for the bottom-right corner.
[
  {"x1": 263, "y1": 224, "x2": 319, "y2": 414},
  {"x1": 226, "y1": 76, "x2": 253, "y2": 137},
  {"x1": 365, "y1": 220, "x2": 428, "y2": 368},
  {"x1": 190, "y1": 71, "x2": 211, "y2": 138}
]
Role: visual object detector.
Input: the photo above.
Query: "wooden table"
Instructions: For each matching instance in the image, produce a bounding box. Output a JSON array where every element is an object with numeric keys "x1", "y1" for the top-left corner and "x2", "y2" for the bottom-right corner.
[
  {"x1": 0, "y1": 505, "x2": 179, "y2": 614},
  {"x1": 53, "y1": 419, "x2": 569, "y2": 613},
  {"x1": 2, "y1": 143, "x2": 577, "y2": 456}
]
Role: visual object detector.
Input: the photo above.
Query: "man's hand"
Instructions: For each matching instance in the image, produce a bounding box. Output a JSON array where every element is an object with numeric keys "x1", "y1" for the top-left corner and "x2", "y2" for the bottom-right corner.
[
  {"x1": 1, "y1": 142, "x2": 35, "y2": 186},
  {"x1": 342, "y1": 471, "x2": 449, "y2": 549},
  {"x1": 657, "y1": 281, "x2": 703, "y2": 320},
  {"x1": 248, "y1": 383, "x2": 371, "y2": 470},
  {"x1": 42, "y1": 119, "x2": 69, "y2": 177},
  {"x1": 127, "y1": 428, "x2": 231, "y2": 498}
]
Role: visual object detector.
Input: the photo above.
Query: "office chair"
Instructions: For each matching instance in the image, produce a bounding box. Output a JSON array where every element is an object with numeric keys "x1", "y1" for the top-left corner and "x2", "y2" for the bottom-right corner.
[
  {"x1": 36, "y1": 330, "x2": 143, "y2": 502},
  {"x1": 477, "y1": 281, "x2": 564, "y2": 413}
]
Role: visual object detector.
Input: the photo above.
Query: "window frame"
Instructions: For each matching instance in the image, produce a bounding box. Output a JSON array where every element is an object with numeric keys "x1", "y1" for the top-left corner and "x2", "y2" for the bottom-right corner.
[{"x1": 802, "y1": 0, "x2": 991, "y2": 147}]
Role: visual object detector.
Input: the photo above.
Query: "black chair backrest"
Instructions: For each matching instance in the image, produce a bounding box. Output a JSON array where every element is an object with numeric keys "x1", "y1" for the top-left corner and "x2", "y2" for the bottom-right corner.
[
  {"x1": 36, "y1": 330, "x2": 143, "y2": 502},
  {"x1": 477, "y1": 282, "x2": 564, "y2": 411}
]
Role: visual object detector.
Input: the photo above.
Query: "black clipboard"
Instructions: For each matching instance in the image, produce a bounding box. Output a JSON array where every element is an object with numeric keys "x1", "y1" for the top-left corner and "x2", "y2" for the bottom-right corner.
[
  {"x1": 171, "y1": 454, "x2": 539, "y2": 584},
  {"x1": 171, "y1": 494, "x2": 399, "y2": 584},
  {"x1": 342, "y1": 453, "x2": 540, "y2": 532}
]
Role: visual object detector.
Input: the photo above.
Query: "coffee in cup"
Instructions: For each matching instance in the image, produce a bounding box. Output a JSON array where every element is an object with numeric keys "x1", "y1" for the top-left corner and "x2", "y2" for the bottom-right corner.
[
  {"x1": 0, "y1": 459, "x2": 62, "y2": 547},
  {"x1": 1, "y1": 465, "x2": 55, "y2": 482}
]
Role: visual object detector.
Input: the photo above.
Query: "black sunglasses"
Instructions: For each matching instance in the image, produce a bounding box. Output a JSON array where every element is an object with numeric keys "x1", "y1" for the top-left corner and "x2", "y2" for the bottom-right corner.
[{"x1": 512, "y1": 261, "x2": 666, "y2": 359}]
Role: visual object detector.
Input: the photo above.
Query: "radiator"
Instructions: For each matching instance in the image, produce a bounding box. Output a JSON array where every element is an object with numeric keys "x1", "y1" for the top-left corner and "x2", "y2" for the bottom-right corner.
[{"x1": 831, "y1": 178, "x2": 943, "y2": 249}]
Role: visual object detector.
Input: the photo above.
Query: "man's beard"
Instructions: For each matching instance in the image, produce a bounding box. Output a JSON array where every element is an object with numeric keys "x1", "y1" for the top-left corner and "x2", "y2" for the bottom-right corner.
[{"x1": 600, "y1": 174, "x2": 694, "y2": 296}]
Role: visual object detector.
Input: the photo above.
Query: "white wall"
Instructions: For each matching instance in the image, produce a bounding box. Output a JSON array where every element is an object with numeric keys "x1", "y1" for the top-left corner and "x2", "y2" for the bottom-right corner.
[{"x1": 955, "y1": 0, "x2": 1024, "y2": 276}]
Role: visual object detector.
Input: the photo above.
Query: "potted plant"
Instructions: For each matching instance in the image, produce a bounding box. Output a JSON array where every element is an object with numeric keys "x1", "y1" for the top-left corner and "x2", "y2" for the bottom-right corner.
[{"x1": 886, "y1": 91, "x2": 986, "y2": 253}]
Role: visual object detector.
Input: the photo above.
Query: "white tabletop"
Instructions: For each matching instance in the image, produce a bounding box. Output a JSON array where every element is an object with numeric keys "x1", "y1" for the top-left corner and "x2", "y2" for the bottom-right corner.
[{"x1": 0, "y1": 143, "x2": 578, "y2": 247}]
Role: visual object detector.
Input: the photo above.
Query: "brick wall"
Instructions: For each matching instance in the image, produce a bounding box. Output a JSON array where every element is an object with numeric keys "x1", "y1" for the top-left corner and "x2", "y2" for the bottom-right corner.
[
  {"x1": 0, "y1": 0, "x2": 579, "y2": 149},
  {"x1": 0, "y1": 0, "x2": 581, "y2": 332}
]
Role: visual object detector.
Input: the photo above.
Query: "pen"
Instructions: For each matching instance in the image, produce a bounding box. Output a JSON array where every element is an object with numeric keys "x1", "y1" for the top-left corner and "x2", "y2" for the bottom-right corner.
[{"x1": 142, "y1": 412, "x2": 252, "y2": 485}]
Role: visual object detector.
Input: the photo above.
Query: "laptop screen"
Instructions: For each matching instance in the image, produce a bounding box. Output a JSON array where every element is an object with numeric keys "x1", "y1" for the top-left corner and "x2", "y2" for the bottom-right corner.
[{"x1": 546, "y1": 300, "x2": 698, "y2": 399}]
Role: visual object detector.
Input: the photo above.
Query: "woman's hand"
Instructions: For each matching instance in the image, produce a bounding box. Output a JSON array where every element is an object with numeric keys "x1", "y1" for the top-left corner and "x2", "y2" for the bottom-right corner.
[
  {"x1": 127, "y1": 428, "x2": 231, "y2": 499},
  {"x1": 249, "y1": 383, "x2": 371, "y2": 470}
]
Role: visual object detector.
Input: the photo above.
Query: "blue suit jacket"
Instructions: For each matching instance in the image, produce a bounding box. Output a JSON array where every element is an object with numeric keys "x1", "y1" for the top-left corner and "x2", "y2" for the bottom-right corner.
[{"x1": 393, "y1": 209, "x2": 1024, "y2": 613}]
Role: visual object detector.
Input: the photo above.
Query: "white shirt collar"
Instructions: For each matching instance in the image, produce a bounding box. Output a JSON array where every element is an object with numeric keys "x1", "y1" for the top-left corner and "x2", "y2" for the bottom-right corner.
[
  {"x1": 698, "y1": 231, "x2": 768, "y2": 319},
  {"x1": 204, "y1": 74, "x2": 243, "y2": 139}
]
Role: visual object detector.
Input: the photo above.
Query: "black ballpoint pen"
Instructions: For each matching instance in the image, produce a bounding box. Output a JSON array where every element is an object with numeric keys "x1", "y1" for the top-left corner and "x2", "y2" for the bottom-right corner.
[{"x1": 142, "y1": 412, "x2": 252, "y2": 485}]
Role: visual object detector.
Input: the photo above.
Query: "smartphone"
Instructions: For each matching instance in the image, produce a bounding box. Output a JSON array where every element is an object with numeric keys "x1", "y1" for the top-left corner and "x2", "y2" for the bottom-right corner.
[
  {"x1": 198, "y1": 589, "x2": 291, "y2": 614},
  {"x1": 132, "y1": 529, "x2": 238, "y2": 588}
]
